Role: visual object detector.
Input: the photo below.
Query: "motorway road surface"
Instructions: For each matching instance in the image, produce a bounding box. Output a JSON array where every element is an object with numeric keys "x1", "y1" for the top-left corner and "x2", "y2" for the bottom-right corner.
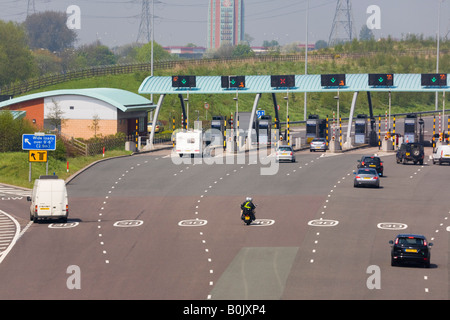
[{"x1": 0, "y1": 145, "x2": 448, "y2": 300}]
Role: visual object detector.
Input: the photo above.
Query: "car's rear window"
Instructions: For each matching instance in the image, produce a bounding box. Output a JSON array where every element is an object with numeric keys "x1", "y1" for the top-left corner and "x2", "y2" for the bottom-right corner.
[
  {"x1": 357, "y1": 168, "x2": 377, "y2": 175},
  {"x1": 279, "y1": 147, "x2": 292, "y2": 151},
  {"x1": 397, "y1": 237, "x2": 424, "y2": 245},
  {"x1": 363, "y1": 157, "x2": 380, "y2": 164}
]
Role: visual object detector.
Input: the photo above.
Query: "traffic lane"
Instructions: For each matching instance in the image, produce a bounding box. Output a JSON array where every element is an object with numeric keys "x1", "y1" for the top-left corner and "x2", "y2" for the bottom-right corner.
[
  {"x1": 0, "y1": 215, "x2": 102, "y2": 299},
  {"x1": 62, "y1": 153, "x2": 250, "y2": 298},
  {"x1": 68, "y1": 195, "x2": 218, "y2": 299},
  {"x1": 366, "y1": 155, "x2": 449, "y2": 299},
  {"x1": 284, "y1": 152, "x2": 449, "y2": 299},
  {"x1": 0, "y1": 152, "x2": 185, "y2": 299},
  {"x1": 194, "y1": 153, "x2": 366, "y2": 299},
  {"x1": 85, "y1": 151, "x2": 341, "y2": 299},
  {"x1": 0, "y1": 197, "x2": 30, "y2": 229}
]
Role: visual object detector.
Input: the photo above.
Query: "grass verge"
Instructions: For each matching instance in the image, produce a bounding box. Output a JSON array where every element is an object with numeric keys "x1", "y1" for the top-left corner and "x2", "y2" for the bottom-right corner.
[{"x1": 0, "y1": 150, "x2": 133, "y2": 189}]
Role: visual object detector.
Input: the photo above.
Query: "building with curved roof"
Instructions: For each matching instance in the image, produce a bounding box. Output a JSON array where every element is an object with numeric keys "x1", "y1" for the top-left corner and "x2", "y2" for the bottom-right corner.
[{"x1": 0, "y1": 88, "x2": 155, "y2": 139}]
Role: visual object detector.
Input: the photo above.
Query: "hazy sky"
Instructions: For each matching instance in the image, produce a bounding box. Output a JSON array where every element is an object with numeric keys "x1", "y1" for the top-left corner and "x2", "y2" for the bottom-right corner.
[{"x1": 0, "y1": 0, "x2": 449, "y2": 48}]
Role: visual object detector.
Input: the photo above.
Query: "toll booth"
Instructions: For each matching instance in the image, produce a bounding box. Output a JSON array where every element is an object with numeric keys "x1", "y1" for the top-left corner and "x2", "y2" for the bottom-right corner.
[
  {"x1": 257, "y1": 115, "x2": 272, "y2": 145},
  {"x1": 404, "y1": 114, "x2": 418, "y2": 143},
  {"x1": 306, "y1": 115, "x2": 326, "y2": 143},
  {"x1": 234, "y1": 111, "x2": 257, "y2": 146},
  {"x1": 209, "y1": 115, "x2": 225, "y2": 147},
  {"x1": 354, "y1": 114, "x2": 368, "y2": 144}
]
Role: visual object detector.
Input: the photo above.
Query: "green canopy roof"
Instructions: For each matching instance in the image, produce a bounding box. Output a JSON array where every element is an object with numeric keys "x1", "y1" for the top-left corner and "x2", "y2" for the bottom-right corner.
[{"x1": 0, "y1": 88, "x2": 155, "y2": 112}]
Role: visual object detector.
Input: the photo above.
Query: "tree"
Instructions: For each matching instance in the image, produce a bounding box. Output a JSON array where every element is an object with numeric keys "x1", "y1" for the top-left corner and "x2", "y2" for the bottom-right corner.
[
  {"x1": 232, "y1": 43, "x2": 254, "y2": 58},
  {"x1": 0, "y1": 111, "x2": 36, "y2": 152},
  {"x1": 359, "y1": 25, "x2": 374, "y2": 41},
  {"x1": 76, "y1": 41, "x2": 117, "y2": 67},
  {"x1": 24, "y1": 11, "x2": 77, "y2": 52},
  {"x1": 32, "y1": 49, "x2": 62, "y2": 75},
  {"x1": 47, "y1": 99, "x2": 65, "y2": 133},
  {"x1": 135, "y1": 41, "x2": 174, "y2": 62},
  {"x1": 0, "y1": 21, "x2": 37, "y2": 87},
  {"x1": 89, "y1": 114, "x2": 101, "y2": 138},
  {"x1": 315, "y1": 40, "x2": 328, "y2": 50}
]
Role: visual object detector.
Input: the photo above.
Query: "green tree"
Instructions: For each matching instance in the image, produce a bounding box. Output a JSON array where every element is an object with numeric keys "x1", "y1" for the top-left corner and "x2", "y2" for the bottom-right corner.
[
  {"x1": 359, "y1": 25, "x2": 374, "y2": 41},
  {"x1": 0, "y1": 111, "x2": 36, "y2": 152},
  {"x1": 135, "y1": 41, "x2": 174, "y2": 62},
  {"x1": 0, "y1": 20, "x2": 36, "y2": 87},
  {"x1": 232, "y1": 43, "x2": 254, "y2": 58},
  {"x1": 76, "y1": 41, "x2": 117, "y2": 67},
  {"x1": 24, "y1": 11, "x2": 77, "y2": 52}
]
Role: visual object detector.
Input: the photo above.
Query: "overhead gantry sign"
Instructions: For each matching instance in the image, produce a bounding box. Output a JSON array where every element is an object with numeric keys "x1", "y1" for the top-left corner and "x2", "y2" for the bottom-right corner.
[{"x1": 139, "y1": 73, "x2": 449, "y2": 149}]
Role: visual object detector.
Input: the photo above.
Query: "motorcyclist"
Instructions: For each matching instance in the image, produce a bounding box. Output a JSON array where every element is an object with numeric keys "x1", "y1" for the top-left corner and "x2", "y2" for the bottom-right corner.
[{"x1": 241, "y1": 197, "x2": 256, "y2": 221}]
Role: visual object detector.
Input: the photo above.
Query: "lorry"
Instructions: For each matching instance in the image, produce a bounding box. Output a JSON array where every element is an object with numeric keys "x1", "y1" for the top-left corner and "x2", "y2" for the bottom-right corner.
[
  {"x1": 27, "y1": 175, "x2": 69, "y2": 223},
  {"x1": 175, "y1": 130, "x2": 204, "y2": 158}
]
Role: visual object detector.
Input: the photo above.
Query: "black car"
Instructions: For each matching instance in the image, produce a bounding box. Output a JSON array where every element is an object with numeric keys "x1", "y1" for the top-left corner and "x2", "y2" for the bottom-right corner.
[
  {"x1": 357, "y1": 156, "x2": 383, "y2": 176},
  {"x1": 396, "y1": 142, "x2": 424, "y2": 165},
  {"x1": 389, "y1": 234, "x2": 433, "y2": 268}
]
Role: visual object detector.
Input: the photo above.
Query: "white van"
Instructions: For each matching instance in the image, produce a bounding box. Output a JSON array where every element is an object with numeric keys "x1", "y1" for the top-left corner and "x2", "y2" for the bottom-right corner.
[
  {"x1": 27, "y1": 175, "x2": 68, "y2": 223},
  {"x1": 432, "y1": 145, "x2": 450, "y2": 165}
]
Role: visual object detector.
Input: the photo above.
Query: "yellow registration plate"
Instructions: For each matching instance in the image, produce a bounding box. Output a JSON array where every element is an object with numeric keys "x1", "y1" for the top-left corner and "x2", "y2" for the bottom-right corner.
[
  {"x1": 363, "y1": 177, "x2": 371, "y2": 179},
  {"x1": 405, "y1": 249, "x2": 417, "y2": 253},
  {"x1": 245, "y1": 216, "x2": 250, "y2": 220},
  {"x1": 40, "y1": 207, "x2": 50, "y2": 210},
  {"x1": 369, "y1": 165, "x2": 376, "y2": 167}
]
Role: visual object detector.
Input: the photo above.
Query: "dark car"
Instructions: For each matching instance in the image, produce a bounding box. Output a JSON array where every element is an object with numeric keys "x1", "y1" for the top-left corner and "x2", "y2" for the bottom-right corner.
[
  {"x1": 357, "y1": 156, "x2": 383, "y2": 176},
  {"x1": 396, "y1": 142, "x2": 424, "y2": 165},
  {"x1": 389, "y1": 234, "x2": 433, "y2": 268}
]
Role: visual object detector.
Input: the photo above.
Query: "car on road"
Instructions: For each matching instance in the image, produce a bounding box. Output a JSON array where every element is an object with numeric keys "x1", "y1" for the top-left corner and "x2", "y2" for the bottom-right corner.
[
  {"x1": 310, "y1": 138, "x2": 327, "y2": 152},
  {"x1": 147, "y1": 120, "x2": 164, "y2": 133},
  {"x1": 389, "y1": 234, "x2": 433, "y2": 268},
  {"x1": 432, "y1": 145, "x2": 450, "y2": 165},
  {"x1": 275, "y1": 145, "x2": 295, "y2": 162},
  {"x1": 353, "y1": 168, "x2": 380, "y2": 188},
  {"x1": 396, "y1": 142, "x2": 424, "y2": 165},
  {"x1": 357, "y1": 155, "x2": 383, "y2": 176}
]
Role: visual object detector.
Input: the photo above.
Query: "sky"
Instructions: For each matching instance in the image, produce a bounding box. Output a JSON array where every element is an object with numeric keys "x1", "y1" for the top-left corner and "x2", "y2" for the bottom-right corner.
[{"x1": 0, "y1": 0, "x2": 449, "y2": 48}]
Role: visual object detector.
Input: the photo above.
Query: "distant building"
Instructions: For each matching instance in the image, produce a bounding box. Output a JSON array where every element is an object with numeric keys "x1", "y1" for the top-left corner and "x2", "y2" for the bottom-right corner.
[
  {"x1": 207, "y1": 0, "x2": 245, "y2": 50},
  {"x1": 0, "y1": 88, "x2": 155, "y2": 139},
  {"x1": 163, "y1": 46, "x2": 206, "y2": 59}
]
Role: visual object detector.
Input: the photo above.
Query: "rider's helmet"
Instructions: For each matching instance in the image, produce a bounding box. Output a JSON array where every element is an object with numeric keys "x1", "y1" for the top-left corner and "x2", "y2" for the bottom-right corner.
[{"x1": 246, "y1": 197, "x2": 252, "y2": 201}]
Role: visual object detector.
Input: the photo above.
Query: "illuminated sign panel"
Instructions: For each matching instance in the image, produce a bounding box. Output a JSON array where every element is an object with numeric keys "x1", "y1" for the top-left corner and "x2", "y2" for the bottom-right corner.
[
  {"x1": 321, "y1": 74, "x2": 346, "y2": 87},
  {"x1": 421, "y1": 73, "x2": 447, "y2": 86},
  {"x1": 221, "y1": 76, "x2": 246, "y2": 89},
  {"x1": 270, "y1": 75, "x2": 295, "y2": 88},
  {"x1": 369, "y1": 73, "x2": 394, "y2": 86},
  {"x1": 172, "y1": 75, "x2": 196, "y2": 88}
]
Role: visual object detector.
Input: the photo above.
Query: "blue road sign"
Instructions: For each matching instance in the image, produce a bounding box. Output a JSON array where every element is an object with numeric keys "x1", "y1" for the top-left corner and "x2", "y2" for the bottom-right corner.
[
  {"x1": 257, "y1": 110, "x2": 265, "y2": 118},
  {"x1": 22, "y1": 134, "x2": 56, "y2": 151}
]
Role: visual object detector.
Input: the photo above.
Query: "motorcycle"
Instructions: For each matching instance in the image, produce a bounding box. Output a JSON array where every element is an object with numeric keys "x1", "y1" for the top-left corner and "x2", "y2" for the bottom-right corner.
[{"x1": 241, "y1": 208, "x2": 256, "y2": 225}]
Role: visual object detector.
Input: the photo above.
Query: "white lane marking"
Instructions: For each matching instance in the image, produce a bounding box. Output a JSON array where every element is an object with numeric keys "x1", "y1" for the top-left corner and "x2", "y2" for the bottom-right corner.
[{"x1": 0, "y1": 210, "x2": 21, "y2": 264}]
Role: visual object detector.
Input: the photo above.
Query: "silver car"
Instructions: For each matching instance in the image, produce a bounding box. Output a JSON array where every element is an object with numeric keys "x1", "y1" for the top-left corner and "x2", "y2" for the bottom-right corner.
[
  {"x1": 276, "y1": 145, "x2": 295, "y2": 162},
  {"x1": 310, "y1": 138, "x2": 327, "y2": 152},
  {"x1": 353, "y1": 168, "x2": 380, "y2": 188}
]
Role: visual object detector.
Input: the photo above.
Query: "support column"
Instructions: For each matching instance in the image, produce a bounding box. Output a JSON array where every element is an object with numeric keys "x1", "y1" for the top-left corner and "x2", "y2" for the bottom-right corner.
[
  {"x1": 148, "y1": 94, "x2": 165, "y2": 150},
  {"x1": 248, "y1": 93, "x2": 262, "y2": 147}
]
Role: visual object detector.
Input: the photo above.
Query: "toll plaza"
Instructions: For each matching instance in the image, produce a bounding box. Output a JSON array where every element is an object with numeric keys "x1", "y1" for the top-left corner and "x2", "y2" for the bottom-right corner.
[{"x1": 139, "y1": 73, "x2": 449, "y2": 153}]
